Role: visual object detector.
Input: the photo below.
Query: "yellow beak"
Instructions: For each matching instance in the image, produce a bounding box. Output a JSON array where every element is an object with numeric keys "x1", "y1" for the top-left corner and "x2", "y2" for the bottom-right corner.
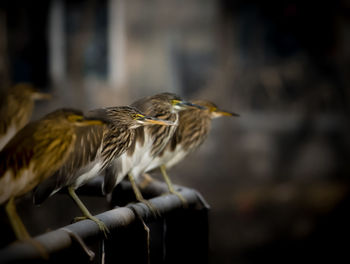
[
  {"x1": 212, "y1": 110, "x2": 239, "y2": 118},
  {"x1": 141, "y1": 116, "x2": 176, "y2": 126},
  {"x1": 32, "y1": 92, "x2": 52, "y2": 100}
]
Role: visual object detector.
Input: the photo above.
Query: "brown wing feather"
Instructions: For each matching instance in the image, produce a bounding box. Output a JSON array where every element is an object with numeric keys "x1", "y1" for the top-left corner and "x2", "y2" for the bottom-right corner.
[{"x1": 33, "y1": 124, "x2": 105, "y2": 204}]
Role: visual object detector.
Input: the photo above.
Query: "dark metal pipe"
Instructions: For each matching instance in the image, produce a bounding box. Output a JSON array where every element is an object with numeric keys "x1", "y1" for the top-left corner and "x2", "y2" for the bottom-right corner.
[{"x1": 0, "y1": 180, "x2": 209, "y2": 263}]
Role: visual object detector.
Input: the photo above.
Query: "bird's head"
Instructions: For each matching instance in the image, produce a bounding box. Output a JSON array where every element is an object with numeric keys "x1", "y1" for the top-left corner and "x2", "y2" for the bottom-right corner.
[
  {"x1": 192, "y1": 100, "x2": 240, "y2": 119},
  {"x1": 151, "y1": 93, "x2": 205, "y2": 113},
  {"x1": 88, "y1": 106, "x2": 175, "y2": 130},
  {"x1": 11, "y1": 83, "x2": 52, "y2": 101},
  {"x1": 125, "y1": 107, "x2": 176, "y2": 129}
]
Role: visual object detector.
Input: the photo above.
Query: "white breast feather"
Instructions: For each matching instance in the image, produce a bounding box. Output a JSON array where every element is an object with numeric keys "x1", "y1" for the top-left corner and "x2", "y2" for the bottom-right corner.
[
  {"x1": 73, "y1": 160, "x2": 104, "y2": 189},
  {"x1": 114, "y1": 131, "x2": 156, "y2": 184},
  {"x1": 145, "y1": 145, "x2": 187, "y2": 171},
  {"x1": 0, "y1": 125, "x2": 17, "y2": 151},
  {"x1": 0, "y1": 165, "x2": 37, "y2": 204},
  {"x1": 164, "y1": 146, "x2": 188, "y2": 169}
]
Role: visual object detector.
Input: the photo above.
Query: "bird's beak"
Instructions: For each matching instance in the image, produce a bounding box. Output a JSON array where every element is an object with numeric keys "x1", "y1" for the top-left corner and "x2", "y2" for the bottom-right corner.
[
  {"x1": 32, "y1": 92, "x2": 52, "y2": 100},
  {"x1": 176, "y1": 101, "x2": 206, "y2": 110},
  {"x1": 140, "y1": 116, "x2": 176, "y2": 126},
  {"x1": 212, "y1": 110, "x2": 240, "y2": 118}
]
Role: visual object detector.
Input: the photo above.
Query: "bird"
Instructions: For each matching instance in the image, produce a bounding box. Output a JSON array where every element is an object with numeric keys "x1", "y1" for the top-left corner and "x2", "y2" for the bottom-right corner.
[
  {"x1": 0, "y1": 83, "x2": 51, "y2": 150},
  {"x1": 145, "y1": 100, "x2": 239, "y2": 201},
  {"x1": 103, "y1": 93, "x2": 203, "y2": 211},
  {"x1": 0, "y1": 108, "x2": 104, "y2": 256},
  {"x1": 33, "y1": 106, "x2": 174, "y2": 235}
]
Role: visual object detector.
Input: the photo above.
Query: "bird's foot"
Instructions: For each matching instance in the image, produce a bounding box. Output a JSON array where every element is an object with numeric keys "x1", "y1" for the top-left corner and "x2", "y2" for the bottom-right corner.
[{"x1": 73, "y1": 216, "x2": 110, "y2": 238}]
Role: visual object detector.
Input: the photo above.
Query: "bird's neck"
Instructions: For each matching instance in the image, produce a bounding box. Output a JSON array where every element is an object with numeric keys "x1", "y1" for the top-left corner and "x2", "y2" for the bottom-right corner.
[
  {"x1": 146, "y1": 112, "x2": 179, "y2": 157},
  {"x1": 101, "y1": 124, "x2": 135, "y2": 167}
]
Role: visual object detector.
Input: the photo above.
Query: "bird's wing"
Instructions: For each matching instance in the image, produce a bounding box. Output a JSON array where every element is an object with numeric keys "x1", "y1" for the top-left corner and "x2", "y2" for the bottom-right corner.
[
  {"x1": 33, "y1": 124, "x2": 105, "y2": 204},
  {"x1": 102, "y1": 151, "x2": 130, "y2": 195},
  {"x1": 31, "y1": 171, "x2": 61, "y2": 204},
  {"x1": 102, "y1": 165, "x2": 116, "y2": 195}
]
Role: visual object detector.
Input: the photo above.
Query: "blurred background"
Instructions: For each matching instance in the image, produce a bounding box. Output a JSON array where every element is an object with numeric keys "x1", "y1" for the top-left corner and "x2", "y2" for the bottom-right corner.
[{"x1": 1, "y1": 0, "x2": 350, "y2": 263}]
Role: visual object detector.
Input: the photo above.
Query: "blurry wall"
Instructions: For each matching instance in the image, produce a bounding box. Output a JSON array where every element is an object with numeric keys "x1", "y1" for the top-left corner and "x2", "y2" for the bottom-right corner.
[{"x1": 1, "y1": 0, "x2": 350, "y2": 263}]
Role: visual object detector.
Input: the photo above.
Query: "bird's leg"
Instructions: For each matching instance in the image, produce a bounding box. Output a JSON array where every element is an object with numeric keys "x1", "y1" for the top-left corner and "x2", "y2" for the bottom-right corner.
[
  {"x1": 61, "y1": 228, "x2": 95, "y2": 261},
  {"x1": 128, "y1": 173, "x2": 159, "y2": 216},
  {"x1": 5, "y1": 198, "x2": 30, "y2": 239},
  {"x1": 68, "y1": 187, "x2": 109, "y2": 237},
  {"x1": 5, "y1": 198, "x2": 49, "y2": 259},
  {"x1": 160, "y1": 165, "x2": 187, "y2": 207}
]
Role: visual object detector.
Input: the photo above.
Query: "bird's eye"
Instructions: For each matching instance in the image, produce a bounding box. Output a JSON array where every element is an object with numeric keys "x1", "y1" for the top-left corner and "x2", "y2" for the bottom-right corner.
[{"x1": 171, "y1": 99, "x2": 181, "y2": 105}]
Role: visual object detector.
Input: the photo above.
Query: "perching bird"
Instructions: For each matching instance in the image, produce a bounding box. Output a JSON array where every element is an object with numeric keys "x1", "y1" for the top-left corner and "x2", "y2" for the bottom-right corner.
[
  {"x1": 0, "y1": 108, "x2": 104, "y2": 256},
  {"x1": 145, "y1": 100, "x2": 239, "y2": 200},
  {"x1": 0, "y1": 83, "x2": 51, "y2": 150},
  {"x1": 34, "y1": 106, "x2": 174, "y2": 235},
  {"x1": 104, "y1": 93, "x2": 202, "y2": 210}
]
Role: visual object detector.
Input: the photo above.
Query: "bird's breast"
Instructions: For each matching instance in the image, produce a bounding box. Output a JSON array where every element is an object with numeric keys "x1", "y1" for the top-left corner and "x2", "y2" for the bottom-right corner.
[
  {"x1": 146, "y1": 145, "x2": 187, "y2": 171},
  {"x1": 0, "y1": 125, "x2": 17, "y2": 151},
  {"x1": 113, "y1": 132, "x2": 155, "y2": 182},
  {"x1": 72, "y1": 160, "x2": 104, "y2": 189},
  {"x1": 0, "y1": 166, "x2": 38, "y2": 204}
]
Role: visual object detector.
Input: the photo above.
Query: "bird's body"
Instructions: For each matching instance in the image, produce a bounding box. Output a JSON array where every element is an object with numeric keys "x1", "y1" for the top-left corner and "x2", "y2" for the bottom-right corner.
[
  {"x1": 0, "y1": 83, "x2": 51, "y2": 150},
  {"x1": 145, "y1": 100, "x2": 238, "y2": 201},
  {"x1": 0, "y1": 109, "x2": 100, "y2": 204},
  {"x1": 35, "y1": 106, "x2": 171, "y2": 202},
  {"x1": 146, "y1": 100, "x2": 214, "y2": 172},
  {"x1": 0, "y1": 108, "x2": 104, "y2": 253},
  {"x1": 34, "y1": 106, "x2": 173, "y2": 234},
  {"x1": 102, "y1": 93, "x2": 202, "y2": 212},
  {"x1": 103, "y1": 93, "x2": 198, "y2": 195},
  {"x1": 105, "y1": 104, "x2": 177, "y2": 190}
]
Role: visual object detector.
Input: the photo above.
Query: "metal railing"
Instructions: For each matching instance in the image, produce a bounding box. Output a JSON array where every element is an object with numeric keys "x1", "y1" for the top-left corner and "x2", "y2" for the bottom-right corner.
[{"x1": 0, "y1": 178, "x2": 210, "y2": 264}]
